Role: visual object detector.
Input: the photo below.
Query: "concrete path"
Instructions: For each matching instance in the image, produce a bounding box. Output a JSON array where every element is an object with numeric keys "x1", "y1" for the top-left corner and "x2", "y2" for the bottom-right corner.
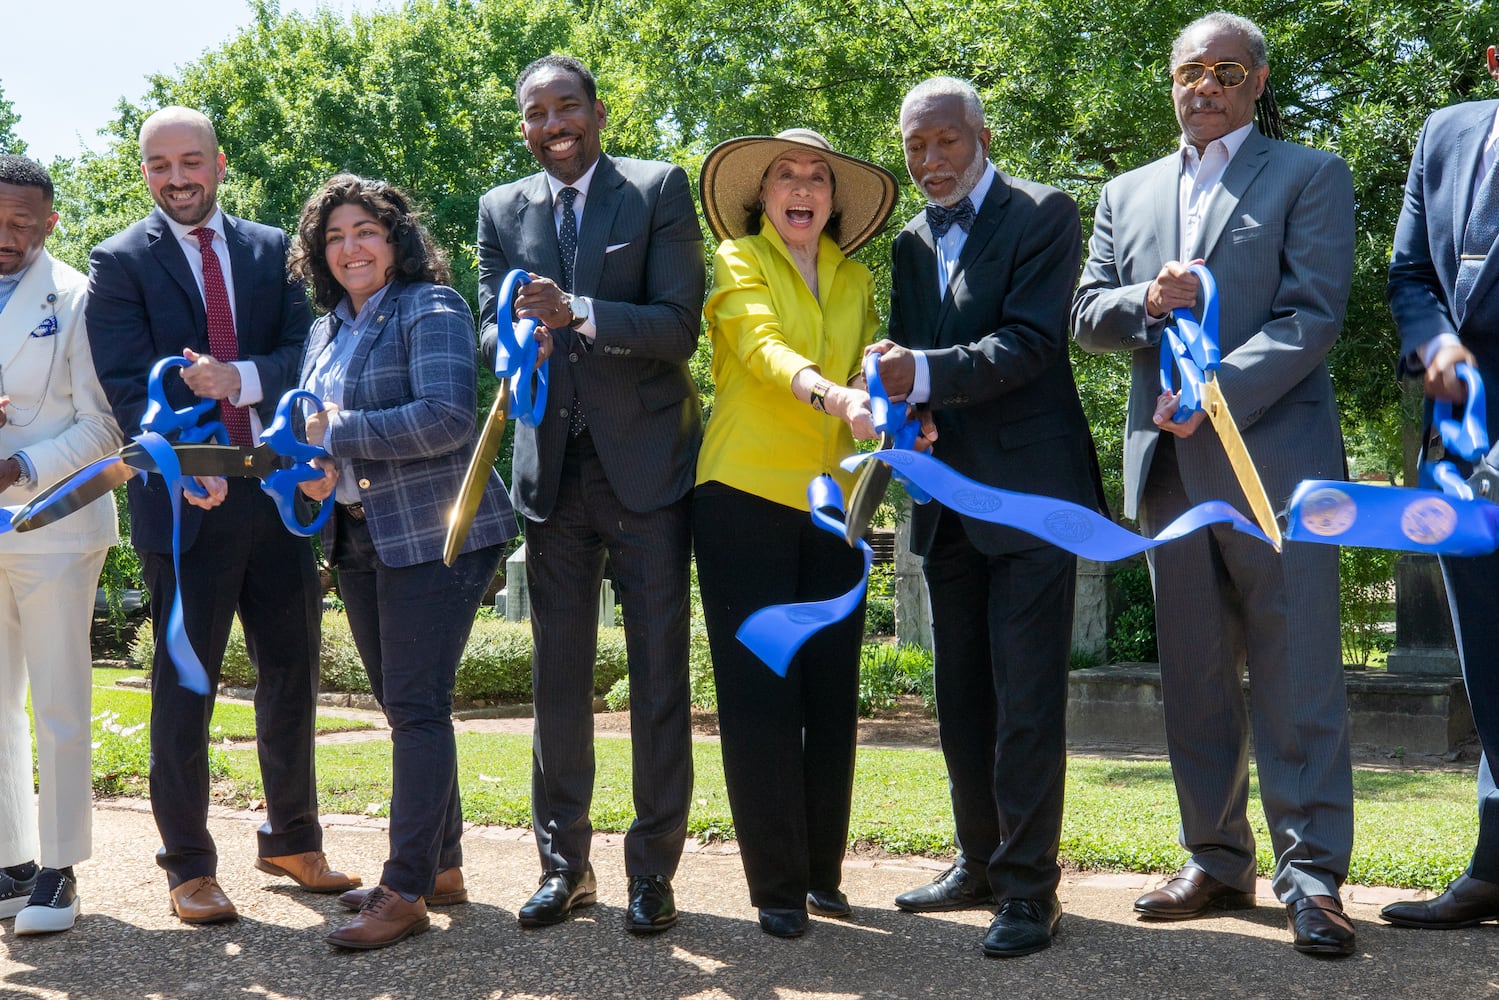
[{"x1": 1, "y1": 800, "x2": 1497, "y2": 999}]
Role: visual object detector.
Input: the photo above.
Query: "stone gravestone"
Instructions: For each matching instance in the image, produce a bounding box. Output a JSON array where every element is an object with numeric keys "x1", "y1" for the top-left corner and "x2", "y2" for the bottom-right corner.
[
  {"x1": 497, "y1": 542, "x2": 615, "y2": 628},
  {"x1": 1386, "y1": 553, "x2": 1461, "y2": 676}
]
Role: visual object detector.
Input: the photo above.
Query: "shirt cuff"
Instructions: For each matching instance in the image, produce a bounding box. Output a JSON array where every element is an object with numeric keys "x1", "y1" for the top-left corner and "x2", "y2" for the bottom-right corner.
[
  {"x1": 229, "y1": 360, "x2": 262, "y2": 406},
  {"x1": 575, "y1": 297, "x2": 597, "y2": 343},
  {"x1": 908, "y1": 351, "x2": 932, "y2": 404},
  {"x1": 1418, "y1": 333, "x2": 1464, "y2": 370}
]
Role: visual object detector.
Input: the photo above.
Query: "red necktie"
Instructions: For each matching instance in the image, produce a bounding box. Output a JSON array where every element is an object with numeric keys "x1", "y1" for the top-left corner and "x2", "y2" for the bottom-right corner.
[{"x1": 190, "y1": 227, "x2": 253, "y2": 446}]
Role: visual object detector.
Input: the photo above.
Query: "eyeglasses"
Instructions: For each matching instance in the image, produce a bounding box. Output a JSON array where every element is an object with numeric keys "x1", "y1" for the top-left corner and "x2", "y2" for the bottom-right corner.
[{"x1": 1172, "y1": 61, "x2": 1249, "y2": 88}]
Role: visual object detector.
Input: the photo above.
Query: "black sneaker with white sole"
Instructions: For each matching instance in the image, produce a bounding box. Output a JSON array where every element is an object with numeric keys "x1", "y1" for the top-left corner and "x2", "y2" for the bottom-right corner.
[
  {"x1": 0, "y1": 863, "x2": 38, "y2": 920},
  {"x1": 15, "y1": 868, "x2": 79, "y2": 934}
]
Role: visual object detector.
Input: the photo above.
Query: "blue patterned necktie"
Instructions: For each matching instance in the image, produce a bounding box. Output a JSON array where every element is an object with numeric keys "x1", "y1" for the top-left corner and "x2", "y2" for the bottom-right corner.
[
  {"x1": 557, "y1": 186, "x2": 587, "y2": 436},
  {"x1": 925, "y1": 196, "x2": 976, "y2": 238},
  {"x1": 1457, "y1": 159, "x2": 1499, "y2": 326}
]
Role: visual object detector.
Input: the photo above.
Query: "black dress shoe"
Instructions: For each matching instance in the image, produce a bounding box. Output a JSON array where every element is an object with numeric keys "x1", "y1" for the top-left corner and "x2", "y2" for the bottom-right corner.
[
  {"x1": 758, "y1": 907, "x2": 809, "y2": 938},
  {"x1": 982, "y1": 896, "x2": 1062, "y2": 957},
  {"x1": 1133, "y1": 865, "x2": 1255, "y2": 920},
  {"x1": 625, "y1": 875, "x2": 677, "y2": 934},
  {"x1": 1381, "y1": 874, "x2": 1499, "y2": 929},
  {"x1": 894, "y1": 866, "x2": 995, "y2": 912},
  {"x1": 807, "y1": 888, "x2": 851, "y2": 918},
  {"x1": 518, "y1": 866, "x2": 597, "y2": 928},
  {"x1": 1287, "y1": 895, "x2": 1356, "y2": 957}
]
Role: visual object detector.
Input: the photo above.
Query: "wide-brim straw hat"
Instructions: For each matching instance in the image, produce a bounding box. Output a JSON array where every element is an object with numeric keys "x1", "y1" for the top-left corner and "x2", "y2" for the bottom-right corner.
[{"x1": 699, "y1": 128, "x2": 899, "y2": 256}]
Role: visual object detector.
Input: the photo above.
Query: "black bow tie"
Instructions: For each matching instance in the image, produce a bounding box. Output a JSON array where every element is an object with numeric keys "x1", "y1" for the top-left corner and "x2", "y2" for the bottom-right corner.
[{"x1": 926, "y1": 197, "x2": 976, "y2": 238}]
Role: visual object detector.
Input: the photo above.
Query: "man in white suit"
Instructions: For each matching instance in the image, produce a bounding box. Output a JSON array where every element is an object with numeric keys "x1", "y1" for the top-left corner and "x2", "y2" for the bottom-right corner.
[
  {"x1": 1072, "y1": 13, "x2": 1357, "y2": 957},
  {"x1": 0, "y1": 154, "x2": 121, "y2": 934}
]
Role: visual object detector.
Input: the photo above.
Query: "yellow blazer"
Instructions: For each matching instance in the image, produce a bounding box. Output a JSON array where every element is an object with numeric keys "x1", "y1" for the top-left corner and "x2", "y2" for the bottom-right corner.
[{"x1": 698, "y1": 220, "x2": 878, "y2": 510}]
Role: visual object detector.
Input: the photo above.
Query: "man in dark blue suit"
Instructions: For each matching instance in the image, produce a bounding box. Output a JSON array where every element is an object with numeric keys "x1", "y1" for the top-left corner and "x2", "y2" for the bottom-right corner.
[
  {"x1": 477, "y1": 55, "x2": 703, "y2": 935},
  {"x1": 1385, "y1": 44, "x2": 1499, "y2": 931},
  {"x1": 86, "y1": 106, "x2": 357, "y2": 924}
]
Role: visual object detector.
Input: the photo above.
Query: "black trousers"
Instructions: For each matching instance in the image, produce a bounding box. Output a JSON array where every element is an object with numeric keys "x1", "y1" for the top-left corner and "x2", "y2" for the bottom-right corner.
[
  {"x1": 694, "y1": 483, "x2": 864, "y2": 911},
  {"x1": 923, "y1": 508, "x2": 1075, "y2": 901},
  {"x1": 526, "y1": 430, "x2": 694, "y2": 877},
  {"x1": 143, "y1": 479, "x2": 322, "y2": 887},
  {"x1": 333, "y1": 507, "x2": 502, "y2": 897}
]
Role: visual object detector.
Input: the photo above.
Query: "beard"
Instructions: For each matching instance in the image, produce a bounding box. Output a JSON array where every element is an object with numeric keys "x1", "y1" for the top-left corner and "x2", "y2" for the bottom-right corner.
[{"x1": 921, "y1": 148, "x2": 988, "y2": 207}]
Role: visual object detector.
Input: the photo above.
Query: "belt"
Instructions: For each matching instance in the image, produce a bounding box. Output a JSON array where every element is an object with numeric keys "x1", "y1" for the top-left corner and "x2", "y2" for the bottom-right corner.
[{"x1": 338, "y1": 502, "x2": 366, "y2": 522}]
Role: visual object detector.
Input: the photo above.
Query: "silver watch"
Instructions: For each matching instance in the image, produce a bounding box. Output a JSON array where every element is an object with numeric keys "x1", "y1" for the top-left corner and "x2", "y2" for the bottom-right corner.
[
  {"x1": 567, "y1": 294, "x2": 591, "y2": 327},
  {"x1": 9, "y1": 455, "x2": 29, "y2": 487}
]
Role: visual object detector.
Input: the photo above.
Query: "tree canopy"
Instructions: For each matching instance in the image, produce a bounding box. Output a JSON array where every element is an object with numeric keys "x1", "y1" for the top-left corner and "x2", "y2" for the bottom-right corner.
[{"x1": 25, "y1": 0, "x2": 1499, "y2": 511}]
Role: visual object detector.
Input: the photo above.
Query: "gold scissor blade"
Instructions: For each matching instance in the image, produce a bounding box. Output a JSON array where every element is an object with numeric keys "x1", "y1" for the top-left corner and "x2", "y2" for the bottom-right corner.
[
  {"x1": 442, "y1": 383, "x2": 511, "y2": 567},
  {"x1": 1203, "y1": 378, "x2": 1282, "y2": 551}
]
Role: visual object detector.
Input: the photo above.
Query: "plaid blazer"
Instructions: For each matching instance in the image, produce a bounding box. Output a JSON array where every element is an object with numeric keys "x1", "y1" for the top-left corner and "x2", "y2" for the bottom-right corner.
[{"x1": 303, "y1": 281, "x2": 517, "y2": 567}]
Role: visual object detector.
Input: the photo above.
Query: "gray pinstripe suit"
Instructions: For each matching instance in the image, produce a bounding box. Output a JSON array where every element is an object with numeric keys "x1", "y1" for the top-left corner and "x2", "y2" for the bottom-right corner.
[
  {"x1": 1073, "y1": 128, "x2": 1356, "y2": 902},
  {"x1": 478, "y1": 154, "x2": 705, "y2": 878}
]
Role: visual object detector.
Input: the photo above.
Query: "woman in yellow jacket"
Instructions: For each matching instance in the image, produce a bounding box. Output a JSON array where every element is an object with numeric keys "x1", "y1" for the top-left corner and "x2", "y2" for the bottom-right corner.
[{"x1": 696, "y1": 129, "x2": 897, "y2": 938}]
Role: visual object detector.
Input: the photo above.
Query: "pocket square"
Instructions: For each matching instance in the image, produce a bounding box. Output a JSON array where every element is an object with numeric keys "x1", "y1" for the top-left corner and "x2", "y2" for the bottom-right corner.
[
  {"x1": 30, "y1": 315, "x2": 59, "y2": 338},
  {"x1": 605, "y1": 242, "x2": 631, "y2": 254}
]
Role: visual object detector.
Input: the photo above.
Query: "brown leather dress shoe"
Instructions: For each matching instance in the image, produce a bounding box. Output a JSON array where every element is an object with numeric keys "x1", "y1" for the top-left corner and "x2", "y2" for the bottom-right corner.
[
  {"x1": 326, "y1": 885, "x2": 430, "y2": 950},
  {"x1": 1381, "y1": 874, "x2": 1499, "y2": 929},
  {"x1": 256, "y1": 851, "x2": 361, "y2": 893},
  {"x1": 1288, "y1": 894, "x2": 1356, "y2": 957},
  {"x1": 169, "y1": 877, "x2": 239, "y2": 925},
  {"x1": 1133, "y1": 865, "x2": 1255, "y2": 919},
  {"x1": 339, "y1": 867, "x2": 467, "y2": 912}
]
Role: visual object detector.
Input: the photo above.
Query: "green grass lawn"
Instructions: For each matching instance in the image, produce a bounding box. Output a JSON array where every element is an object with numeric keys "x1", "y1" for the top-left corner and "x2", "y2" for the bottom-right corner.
[{"x1": 211, "y1": 733, "x2": 1478, "y2": 892}]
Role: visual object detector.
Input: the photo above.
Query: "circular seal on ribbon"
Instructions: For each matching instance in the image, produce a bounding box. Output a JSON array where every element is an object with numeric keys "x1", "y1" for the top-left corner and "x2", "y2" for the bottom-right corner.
[
  {"x1": 1401, "y1": 496, "x2": 1458, "y2": 546},
  {"x1": 1297, "y1": 487, "x2": 1357, "y2": 537},
  {"x1": 952, "y1": 488, "x2": 1003, "y2": 514},
  {"x1": 1044, "y1": 509, "x2": 1095, "y2": 544}
]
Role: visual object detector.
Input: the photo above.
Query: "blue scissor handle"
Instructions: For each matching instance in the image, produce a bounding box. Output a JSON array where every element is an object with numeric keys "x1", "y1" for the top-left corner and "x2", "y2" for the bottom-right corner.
[
  {"x1": 863, "y1": 352, "x2": 931, "y2": 503},
  {"x1": 1432, "y1": 362, "x2": 1488, "y2": 462},
  {"x1": 1160, "y1": 263, "x2": 1220, "y2": 423},
  {"x1": 490, "y1": 269, "x2": 548, "y2": 427},
  {"x1": 258, "y1": 389, "x2": 335, "y2": 537},
  {"x1": 141, "y1": 355, "x2": 225, "y2": 498}
]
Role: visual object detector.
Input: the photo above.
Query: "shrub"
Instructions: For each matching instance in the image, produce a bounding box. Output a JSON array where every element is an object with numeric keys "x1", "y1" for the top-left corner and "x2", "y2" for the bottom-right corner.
[
  {"x1": 1107, "y1": 562, "x2": 1157, "y2": 663},
  {"x1": 130, "y1": 609, "x2": 630, "y2": 702},
  {"x1": 1340, "y1": 546, "x2": 1397, "y2": 667},
  {"x1": 857, "y1": 642, "x2": 935, "y2": 717}
]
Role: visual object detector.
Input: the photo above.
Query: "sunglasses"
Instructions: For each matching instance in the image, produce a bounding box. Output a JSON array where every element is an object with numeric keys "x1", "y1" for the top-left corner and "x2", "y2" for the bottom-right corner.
[{"x1": 1172, "y1": 61, "x2": 1249, "y2": 88}]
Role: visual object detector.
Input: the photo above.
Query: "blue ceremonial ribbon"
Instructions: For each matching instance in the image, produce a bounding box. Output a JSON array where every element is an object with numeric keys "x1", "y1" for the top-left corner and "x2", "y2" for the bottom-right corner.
[
  {"x1": 1283, "y1": 479, "x2": 1499, "y2": 556},
  {"x1": 839, "y1": 449, "x2": 1274, "y2": 560},
  {"x1": 735, "y1": 476, "x2": 873, "y2": 678},
  {"x1": 1159, "y1": 263, "x2": 1221, "y2": 423},
  {"x1": 133, "y1": 431, "x2": 211, "y2": 696},
  {"x1": 489, "y1": 269, "x2": 548, "y2": 426},
  {"x1": 863, "y1": 352, "x2": 930, "y2": 504}
]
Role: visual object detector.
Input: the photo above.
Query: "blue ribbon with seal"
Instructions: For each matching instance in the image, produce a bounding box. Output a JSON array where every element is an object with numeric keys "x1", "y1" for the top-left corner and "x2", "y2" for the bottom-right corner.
[
  {"x1": 735, "y1": 475, "x2": 872, "y2": 678},
  {"x1": 1284, "y1": 362, "x2": 1499, "y2": 556}
]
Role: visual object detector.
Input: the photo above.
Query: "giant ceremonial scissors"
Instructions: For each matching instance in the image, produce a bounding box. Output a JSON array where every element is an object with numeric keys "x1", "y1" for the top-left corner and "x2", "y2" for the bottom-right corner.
[
  {"x1": 841, "y1": 351, "x2": 931, "y2": 545},
  {"x1": 442, "y1": 269, "x2": 548, "y2": 566},
  {"x1": 1159, "y1": 262, "x2": 1283, "y2": 550}
]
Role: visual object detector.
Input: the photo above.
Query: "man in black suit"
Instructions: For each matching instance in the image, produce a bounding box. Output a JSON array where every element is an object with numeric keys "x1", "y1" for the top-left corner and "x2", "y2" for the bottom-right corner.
[
  {"x1": 86, "y1": 106, "x2": 357, "y2": 924},
  {"x1": 477, "y1": 55, "x2": 704, "y2": 934},
  {"x1": 869, "y1": 77, "x2": 1104, "y2": 958}
]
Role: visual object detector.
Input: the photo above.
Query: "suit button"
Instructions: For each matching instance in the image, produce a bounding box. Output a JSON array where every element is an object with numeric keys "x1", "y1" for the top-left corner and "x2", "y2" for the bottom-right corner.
[
  {"x1": 569, "y1": 352, "x2": 580, "y2": 363},
  {"x1": 358, "y1": 478, "x2": 371, "y2": 489}
]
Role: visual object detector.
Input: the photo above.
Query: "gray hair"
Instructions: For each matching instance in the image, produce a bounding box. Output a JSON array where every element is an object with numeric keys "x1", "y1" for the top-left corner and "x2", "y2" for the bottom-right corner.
[
  {"x1": 1171, "y1": 11, "x2": 1268, "y2": 69},
  {"x1": 900, "y1": 77, "x2": 986, "y2": 133}
]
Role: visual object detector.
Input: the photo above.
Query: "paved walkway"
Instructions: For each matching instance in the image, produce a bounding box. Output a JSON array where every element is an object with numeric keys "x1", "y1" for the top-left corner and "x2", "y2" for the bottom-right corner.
[{"x1": 1, "y1": 800, "x2": 1497, "y2": 999}]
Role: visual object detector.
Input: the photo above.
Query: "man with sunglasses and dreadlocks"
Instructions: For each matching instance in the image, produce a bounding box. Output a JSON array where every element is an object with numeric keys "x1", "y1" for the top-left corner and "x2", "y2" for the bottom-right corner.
[{"x1": 1073, "y1": 11, "x2": 1358, "y2": 958}]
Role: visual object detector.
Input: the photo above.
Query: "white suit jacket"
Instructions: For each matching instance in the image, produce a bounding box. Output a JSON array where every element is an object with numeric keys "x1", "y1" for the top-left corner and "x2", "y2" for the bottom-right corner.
[{"x1": 0, "y1": 250, "x2": 120, "y2": 554}]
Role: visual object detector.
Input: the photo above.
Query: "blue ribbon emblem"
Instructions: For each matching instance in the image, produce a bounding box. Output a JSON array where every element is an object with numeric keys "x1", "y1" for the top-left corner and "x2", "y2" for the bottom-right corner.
[{"x1": 735, "y1": 476, "x2": 872, "y2": 678}]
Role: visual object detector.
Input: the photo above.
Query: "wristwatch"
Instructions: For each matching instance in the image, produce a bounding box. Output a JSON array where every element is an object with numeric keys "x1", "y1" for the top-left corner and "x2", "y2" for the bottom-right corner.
[
  {"x1": 566, "y1": 293, "x2": 591, "y2": 328},
  {"x1": 7, "y1": 455, "x2": 29, "y2": 487}
]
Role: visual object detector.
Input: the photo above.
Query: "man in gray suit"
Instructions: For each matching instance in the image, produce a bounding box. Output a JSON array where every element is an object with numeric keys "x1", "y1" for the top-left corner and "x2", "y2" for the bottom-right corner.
[
  {"x1": 477, "y1": 54, "x2": 704, "y2": 935},
  {"x1": 1072, "y1": 11, "x2": 1357, "y2": 957}
]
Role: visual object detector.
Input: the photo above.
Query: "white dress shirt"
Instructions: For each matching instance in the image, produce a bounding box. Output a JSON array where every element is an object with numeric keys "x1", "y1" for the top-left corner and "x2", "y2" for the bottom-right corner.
[
  {"x1": 542, "y1": 159, "x2": 599, "y2": 340},
  {"x1": 1177, "y1": 121, "x2": 1255, "y2": 261},
  {"x1": 162, "y1": 208, "x2": 266, "y2": 430},
  {"x1": 908, "y1": 163, "x2": 998, "y2": 404}
]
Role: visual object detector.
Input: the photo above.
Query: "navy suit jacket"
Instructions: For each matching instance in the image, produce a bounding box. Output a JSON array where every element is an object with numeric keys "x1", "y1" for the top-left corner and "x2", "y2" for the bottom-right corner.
[
  {"x1": 1390, "y1": 98, "x2": 1499, "y2": 413},
  {"x1": 86, "y1": 208, "x2": 312, "y2": 552},
  {"x1": 890, "y1": 169, "x2": 1106, "y2": 556},
  {"x1": 476, "y1": 154, "x2": 705, "y2": 520},
  {"x1": 301, "y1": 282, "x2": 518, "y2": 568}
]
